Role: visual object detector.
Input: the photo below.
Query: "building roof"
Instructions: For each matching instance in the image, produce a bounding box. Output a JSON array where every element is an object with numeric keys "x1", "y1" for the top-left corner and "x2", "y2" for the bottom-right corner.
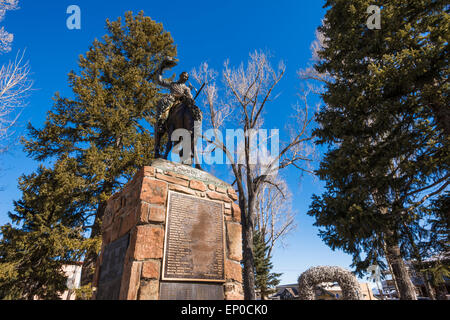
[
  {"x1": 276, "y1": 283, "x2": 299, "y2": 289},
  {"x1": 271, "y1": 287, "x2": 299, "y2": 299}
]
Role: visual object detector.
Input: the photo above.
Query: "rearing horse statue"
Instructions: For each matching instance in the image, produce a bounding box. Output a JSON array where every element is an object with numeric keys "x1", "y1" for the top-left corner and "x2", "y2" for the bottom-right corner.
[
  {"x1": 154, "y1": 96, "x2": 203, "y2": 170},
  {"x1": 153, "y1": 57, "x2": 203, "y2": 169}
]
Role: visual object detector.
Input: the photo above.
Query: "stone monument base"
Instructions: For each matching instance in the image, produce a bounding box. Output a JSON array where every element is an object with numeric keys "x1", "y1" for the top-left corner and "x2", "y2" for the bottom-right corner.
[{"x1": 93, "y1": 159, "x2": 244, "y2": 300}]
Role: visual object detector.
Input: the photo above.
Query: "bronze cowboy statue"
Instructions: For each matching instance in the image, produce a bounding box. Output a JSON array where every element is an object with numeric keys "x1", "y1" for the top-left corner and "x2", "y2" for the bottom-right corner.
[{"x1": 153, "y1": 57, "x2": 203, "y2": 169}]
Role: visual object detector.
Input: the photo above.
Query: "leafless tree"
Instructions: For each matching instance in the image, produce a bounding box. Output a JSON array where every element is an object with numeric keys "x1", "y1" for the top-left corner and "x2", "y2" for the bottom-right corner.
[
  {"x1": 192, "y1": 51, "x2": 315, "y2": 299},
  {"x1": 0, "y1": 1, "x2": 31, "y2": 155},
  {"x1": 0, "y1": 0, "x2": 18, "y2": 54},
  {"x1": 0, "y1": 51, "x2": 32, "y2": 153},
  {"x1": 255, "y1": 175, "x2": 297, "y2": 259}
]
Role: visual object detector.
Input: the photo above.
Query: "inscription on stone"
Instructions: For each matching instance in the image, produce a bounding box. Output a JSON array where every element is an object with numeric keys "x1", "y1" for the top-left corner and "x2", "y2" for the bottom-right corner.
[
  {"x1": 160, "y1": 282, "x2": 224, "y2": 300},
  {"x1": 163, "y1": 192, "x2": 225, "y2": 282},
  {"x1": 151, "y1": 159, "x2": 230, "y2": 188},
  {"x1": 96, "y1": 234, "x2": 129, "y2": 300}
]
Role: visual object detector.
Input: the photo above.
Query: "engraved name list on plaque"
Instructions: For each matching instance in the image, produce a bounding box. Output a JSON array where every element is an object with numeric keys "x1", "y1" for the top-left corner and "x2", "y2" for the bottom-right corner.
[{"x1": 162, "y1": 191, "x2": 225, "y2": 282}]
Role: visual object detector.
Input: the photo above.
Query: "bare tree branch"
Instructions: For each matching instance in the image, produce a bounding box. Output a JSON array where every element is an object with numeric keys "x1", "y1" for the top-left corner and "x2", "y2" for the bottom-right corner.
[
  {"x1": 0, "y1": 0, "x2": 19, "y2": 54},
  {"x1": 192, "y1": 50, "x2": 315, "y2": 299},
  {"x1": 255, "y1": 176, "x2": 297, "y2": 258},
  {"x1": 0, "y1": 50, "x2": 33, "y2": 152}
]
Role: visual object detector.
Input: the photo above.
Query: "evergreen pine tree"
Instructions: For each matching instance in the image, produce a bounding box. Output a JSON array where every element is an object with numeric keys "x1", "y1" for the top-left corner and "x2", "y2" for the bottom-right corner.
[
  {"x1": 308, "y1": 0, "x2": 448, "y2": 300},
  {"x1": 0, "y1": 158, "x2": 96, "y2": 299},
  {"x1": 253, "y1": 230, "x2": 282, "y2": 300},
  {"x1": 1, "y1": 11, "x2": 177, "y2": 297},
  {"x1": 417, "y1": 192, "x2": 450, "y2": 299},
  {"x1": 427, "y1": 193, "x2": 450, "y2": 256}
]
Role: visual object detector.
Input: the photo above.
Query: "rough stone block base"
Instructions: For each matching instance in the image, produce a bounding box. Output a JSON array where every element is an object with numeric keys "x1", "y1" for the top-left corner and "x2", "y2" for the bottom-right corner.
[{"x1": 93, "y1": 159, "x2": 244, "y2": 300}]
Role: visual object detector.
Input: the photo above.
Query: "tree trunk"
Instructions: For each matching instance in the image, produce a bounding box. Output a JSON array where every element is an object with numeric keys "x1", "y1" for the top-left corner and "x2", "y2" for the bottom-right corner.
[
  {"x1": 384, "y1": 236, "x2": 417, "y2": 300},
  {"x1": 384, "y1": 240, "x2": 401, "y2": 298},
  {"x1": 422, "y1": 272, "x2": 436, "y2": 300},
  {"x1": 241, "y1": 196, "x2": 256, "y2": 300},
  {"x1": 80, "y1": 201, "x2": 107, "y2": 292}
]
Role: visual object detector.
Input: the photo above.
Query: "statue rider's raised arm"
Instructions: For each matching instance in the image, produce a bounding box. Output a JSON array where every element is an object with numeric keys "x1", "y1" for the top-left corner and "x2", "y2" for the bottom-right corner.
[{"x1": 155, "y1": 70, "x2": 172, "y2": 89}]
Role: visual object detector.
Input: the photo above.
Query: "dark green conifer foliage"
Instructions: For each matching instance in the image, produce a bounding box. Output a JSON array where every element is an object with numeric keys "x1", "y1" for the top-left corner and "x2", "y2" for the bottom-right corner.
[
  {"x1": 0, "y1": 11, "x2": 177, "y2": 298},
  {"x1": 0, "y1": 158, "x2": 96, "y2": 300},
  {"x1": 253, "y1": 230, "x2": 282, "y2": 300},
  {"x1": 426, "y1": 193, "x2": 450, "y2": 255},
  {"x1": 415, "y1": 193, "x2": 450, "y2": 299},
  {"x1": 308, "y1": 0, "x2": 448, "y2": 300}
]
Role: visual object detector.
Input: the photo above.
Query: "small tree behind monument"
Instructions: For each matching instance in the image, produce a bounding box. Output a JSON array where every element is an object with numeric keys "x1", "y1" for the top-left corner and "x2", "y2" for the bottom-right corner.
[{"x1": 253, "y1": 230, "x2": 282, "y2": 300}]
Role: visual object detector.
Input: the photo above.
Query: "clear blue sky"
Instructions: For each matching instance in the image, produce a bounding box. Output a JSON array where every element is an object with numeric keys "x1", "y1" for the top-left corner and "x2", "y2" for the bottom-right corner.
[{"x1": 0, "y1": 0, "x2": 368, "y2": 285}]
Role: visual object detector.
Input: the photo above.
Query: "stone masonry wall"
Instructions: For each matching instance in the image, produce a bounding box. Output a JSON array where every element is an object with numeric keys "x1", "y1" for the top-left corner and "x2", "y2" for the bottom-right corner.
[{"x1": 93, "y1": 165, "x2": 244, "y2": 300}]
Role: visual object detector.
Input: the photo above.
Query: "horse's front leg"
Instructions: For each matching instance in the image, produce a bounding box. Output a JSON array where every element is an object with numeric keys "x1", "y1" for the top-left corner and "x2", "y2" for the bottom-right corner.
[
  {"x1": 193, "y1": 120, "x2": 203, "y2": 170},
  {"x1": 178, "y1": 135, "x2": 188, "y2": 165},
  {"x1": 191, "y1": 131, "x2": 202, "y2": 170},
  {"x1": 181, "y1": 130, "x2": 195, "y2": 166},
  {"x1": 154, "y1": 130, "x2": 162, "y2": 159},
  {"x1": 163, "y1": 127, "x2": 173, "y2": 160},
  {"x1": 163, "y1": 139, "x2": 173, "y2": 161}
]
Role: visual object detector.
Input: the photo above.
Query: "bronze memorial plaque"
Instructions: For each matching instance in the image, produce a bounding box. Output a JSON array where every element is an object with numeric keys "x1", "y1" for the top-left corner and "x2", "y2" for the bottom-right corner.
[
  {"x1": 96, "y1": 234, "x2": 129, "y2": 300},
  {"x1": 162, "y1": 191, "x2": 225, "y2": 282},
  {"x1": 160, "y1": 282, "x2": 224, "y2": 300}
]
